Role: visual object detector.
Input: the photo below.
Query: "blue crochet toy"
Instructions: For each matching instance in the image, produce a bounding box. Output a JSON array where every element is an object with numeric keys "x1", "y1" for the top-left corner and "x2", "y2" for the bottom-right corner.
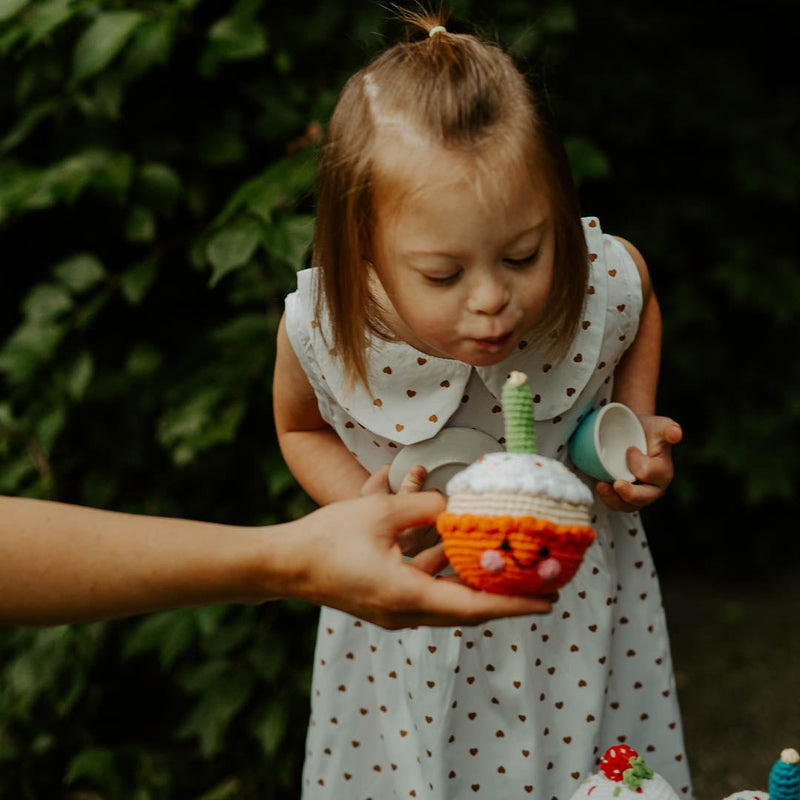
[{"x1": 722, "y1": 748, "x2": 800, "y2": 800}]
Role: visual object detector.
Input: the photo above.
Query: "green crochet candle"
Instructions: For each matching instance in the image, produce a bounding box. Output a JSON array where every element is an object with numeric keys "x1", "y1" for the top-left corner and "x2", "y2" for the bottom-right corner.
[{"x1": 501, "y1": 370, "x2": 537, "y2": 453}]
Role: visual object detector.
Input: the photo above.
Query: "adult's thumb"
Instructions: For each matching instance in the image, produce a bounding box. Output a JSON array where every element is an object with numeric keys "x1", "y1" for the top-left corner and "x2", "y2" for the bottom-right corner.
[{"x1": 385, "y1": 491, "x2": 446, "y2": 530}]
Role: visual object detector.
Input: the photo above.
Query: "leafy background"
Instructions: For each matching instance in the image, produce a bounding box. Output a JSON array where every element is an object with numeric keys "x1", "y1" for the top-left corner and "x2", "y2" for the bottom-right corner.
[{"x1": 1, "y1": 1, "x2": 797, "y2": 798}]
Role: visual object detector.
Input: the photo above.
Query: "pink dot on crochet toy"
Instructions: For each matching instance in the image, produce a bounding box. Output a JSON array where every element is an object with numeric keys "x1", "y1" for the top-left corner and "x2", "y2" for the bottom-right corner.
[
  {"x1": 480, "y1": 549, "x2": 506, "y2": 573},
  {"x1": 537, "y1": 557, "x2": 562, "y2": 581}
]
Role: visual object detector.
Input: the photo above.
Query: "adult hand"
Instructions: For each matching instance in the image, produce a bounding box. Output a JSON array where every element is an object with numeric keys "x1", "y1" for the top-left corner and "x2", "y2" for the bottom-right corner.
[
  {"x1": 361, "y1": 462, "x2": 439, "y2": 556},
  {"x1": 281, "y1": 491, "x2": 553, "y2": 629}
]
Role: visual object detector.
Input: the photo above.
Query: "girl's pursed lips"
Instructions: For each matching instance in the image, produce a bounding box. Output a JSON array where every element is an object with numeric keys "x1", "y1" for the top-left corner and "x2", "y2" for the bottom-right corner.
[{"x1": 470, "y1": 332, "x2": 513, "y2": 351}]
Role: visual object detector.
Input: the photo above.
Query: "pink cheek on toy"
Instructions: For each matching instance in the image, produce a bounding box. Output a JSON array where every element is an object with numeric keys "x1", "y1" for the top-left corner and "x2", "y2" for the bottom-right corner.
[
  {"x1": 537, "y1": 557, "x2": 561, "y2": 581},
  {"x1": 480, "y1": 549, "x2": 506, "y2": 573}
]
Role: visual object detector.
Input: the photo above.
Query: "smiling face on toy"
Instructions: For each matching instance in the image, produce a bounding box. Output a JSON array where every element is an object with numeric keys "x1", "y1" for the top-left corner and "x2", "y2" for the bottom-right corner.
[
  {"x1": 492, "y1": 535, "x2": 560, "y2": 576},
  {"x1": 437, "y1": 511, "x2": 595, "y2": 597}
]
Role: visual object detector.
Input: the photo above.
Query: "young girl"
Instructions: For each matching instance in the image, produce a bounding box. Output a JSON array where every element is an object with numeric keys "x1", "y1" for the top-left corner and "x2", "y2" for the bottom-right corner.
[{"x1": 274, "y1": 10, "x2": 692, "y2": 800}]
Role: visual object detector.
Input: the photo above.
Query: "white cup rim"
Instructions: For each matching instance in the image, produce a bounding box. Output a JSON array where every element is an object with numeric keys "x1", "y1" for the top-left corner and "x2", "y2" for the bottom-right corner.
[{"x1": 592, "y1": 403, "x2": 647, "y2": 481}]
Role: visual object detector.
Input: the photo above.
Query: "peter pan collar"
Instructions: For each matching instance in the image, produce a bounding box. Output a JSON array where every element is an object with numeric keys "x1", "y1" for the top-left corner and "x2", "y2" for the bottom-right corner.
[{"x1": 306, "y1": 217, "x2": 608, "y2": 445}]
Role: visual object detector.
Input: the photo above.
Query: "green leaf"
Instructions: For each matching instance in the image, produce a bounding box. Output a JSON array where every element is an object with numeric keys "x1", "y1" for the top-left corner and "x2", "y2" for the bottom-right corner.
[
  {"x1": 199, "y1": 13, "x2": 268, "y2": 75},
  {"x1": 158, "y1": 614, "x2": 197, "y2": 668},
  {"x1": 125, "y1": 205, "x2": 156, "y2": 242},
  {"x1": 119, "y1": 17, "x2": 174, "y2": 79},
  {"x1": 196, "y1": 778, "x2": 242, "y2": 800},
  {"x1": 0, "y1": 455, "x2": 37, "y2": 493},
  {"x1": 124, "y1": 342, "x2": 163, "y2": 376},
  {"x1": 0, "y1": 321, "x2": 66, "y2": 383},
  {"x1": 20, "y1": 0, "x2": 75, "y2": 49},
  {"x1": 65, "y1": 747, "x2": 117, "y2": 786},
  {"x1": 192, "y1": 605, "x2": 229, "y2": 637},
  {"x1": 0, "y1": 98, "x2": 60, "y2": 154},
  {"x1": 208, "y1": 14, "x2": 268, "y2": 60},
  {"x1": 65, "y1": 351, "x2": 94, "y2": 400},
  {"x1": 178, "y1": 665, "x2": 254, "y2": 757},
  {"x1": 35, "y1": 404, "x2": 66, "y2": 451},
  {"x1": 262, "y1": 214, "x2": 314, "y2": 271},
  {"x1": 564, "y1": 136, "x2": 611, "y2": 183},
  {"x1": 53, "y1": 253, "x2": 106, "y2": 293},
  {"x1": 120, "y1": 258, "x2": 158, "y2": 305},
  {"x1": 195, "y1": 110, "x2": 247, "y2": 166},
  {"x1": 56, "y1": 668, "x2": 88, "y2": 716},
  {"x1": 202, "y1": 611, "x2": 254, "y2": 656},
  {"x1": 158, "y1": 391, "x2": 246, "y2": 465},
  {"x1": 0, "y1": 0, "x2": 30, "y2": 23},
  {"x1": 22, "y1": 283, "x2": 73, "y2": 321},
  {"x1": 0, "y1": 18, "x2": 25, "y2": 55},
  {"x1": 250, "y1": 699, "x2": 288, "y2": 757},
  {"x1": 247, "y1": 636, "x2": 286, "y2": 683},
  {"x1": 206, "y1": 217, "x2": 262, "y2": 285},
  {"x1": 41, "y1": 150, "x2": 134, "y2": 209},
  {"x1": 123, "y1": 609, "x2": 197, "y2": 669},
  {"x1": 217, "y1": 150, "x2": 317, "y2": 226},
  {"x1": 157, "y1": 386, "x2": 226, "y2": 446},
  {"x1": 71, "y1": 10, "x2": 146, "y2": 84},
  {"x1": 137, "y1": 162, "x2": 182, "y2": 216},
  {"x1": 539, "y1": 1, "x2": 578, "y2": 33}
]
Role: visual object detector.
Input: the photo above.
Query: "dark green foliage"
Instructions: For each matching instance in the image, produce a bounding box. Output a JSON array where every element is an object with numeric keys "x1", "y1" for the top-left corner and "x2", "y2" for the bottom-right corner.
[{"x1": 1, "y1": 1, "x2": 797, "y2": 796}]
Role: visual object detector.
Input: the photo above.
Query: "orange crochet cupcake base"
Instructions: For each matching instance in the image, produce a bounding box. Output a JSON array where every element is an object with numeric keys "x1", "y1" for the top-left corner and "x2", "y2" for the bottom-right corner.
[{"x1": 437, "y1": 513, "x2": 596, "y2": 597}]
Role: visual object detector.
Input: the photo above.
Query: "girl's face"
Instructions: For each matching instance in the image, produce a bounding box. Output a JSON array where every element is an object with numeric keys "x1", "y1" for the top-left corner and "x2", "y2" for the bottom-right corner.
[{"x1": 370, "y1": 140, "x2": 555, "y2": 367}]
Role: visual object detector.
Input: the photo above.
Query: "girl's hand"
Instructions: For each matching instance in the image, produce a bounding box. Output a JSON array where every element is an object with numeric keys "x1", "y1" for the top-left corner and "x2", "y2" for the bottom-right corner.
[
  {"x1": 361, "y1": 464, "x2": 439, "y2": 556},
  {"x1": 596, "y1": 415, "x2": 682, "y2": 512}
]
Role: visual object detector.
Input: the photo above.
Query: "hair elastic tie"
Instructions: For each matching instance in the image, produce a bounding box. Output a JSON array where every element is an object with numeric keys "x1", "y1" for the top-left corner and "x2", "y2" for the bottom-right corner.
[{"x1": 428, "y1": 25, "x2": 447, "y2": 37}]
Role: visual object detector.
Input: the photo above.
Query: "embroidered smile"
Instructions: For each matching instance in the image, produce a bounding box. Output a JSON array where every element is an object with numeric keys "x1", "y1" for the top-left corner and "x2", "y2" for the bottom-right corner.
[{"x1": 500, "y1": 539, "x2": 551, "y2": 570}]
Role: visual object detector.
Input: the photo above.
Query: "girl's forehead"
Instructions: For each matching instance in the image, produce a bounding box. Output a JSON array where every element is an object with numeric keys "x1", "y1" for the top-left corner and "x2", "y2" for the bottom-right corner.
[{"x1": 371, "y1": 127, "x2": 540, "y2": 214}]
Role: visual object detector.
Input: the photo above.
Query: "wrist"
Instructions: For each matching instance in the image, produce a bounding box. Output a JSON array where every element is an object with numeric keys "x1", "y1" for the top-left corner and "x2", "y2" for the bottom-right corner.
[{"x1": 239, "y1": 518, "x2": 316, "y2": 604}]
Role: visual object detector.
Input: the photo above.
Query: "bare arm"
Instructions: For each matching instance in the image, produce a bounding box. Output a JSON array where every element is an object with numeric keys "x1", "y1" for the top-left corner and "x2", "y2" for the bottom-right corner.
[
  {"x1": 0, "y1": 496, "x2": 257, "y2": 624},
  {"x1": 273, "y1": 313, "x2": 370, "y2": 505},
  {"x1": 599, "y1": 237, "x2": 682, "y2": 511},
  {"x1": 0, "y1": 493, "x2": 553, "y2": 628},
  {"x1": 611, "y1": 236, "x2": 661, "y2": 415}
]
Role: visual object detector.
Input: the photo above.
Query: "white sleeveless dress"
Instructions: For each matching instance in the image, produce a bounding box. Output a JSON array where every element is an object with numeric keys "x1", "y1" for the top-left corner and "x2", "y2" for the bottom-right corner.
[{"x1": 284, "y1": 218, "x2": 693, "y2": 800}]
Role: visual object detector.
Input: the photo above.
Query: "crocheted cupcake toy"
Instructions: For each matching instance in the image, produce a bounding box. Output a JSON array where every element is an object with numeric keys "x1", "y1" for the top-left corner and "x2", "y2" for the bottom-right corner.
[
  {"x1": 722, "y1": 748, "x2": 800, "y2": 800},
  {"x1": 436, "y1": 371, "x2": 596, "y2": 597},
  {"x1": 569, "y1": 744, "x2": 681, "y2": 800}
]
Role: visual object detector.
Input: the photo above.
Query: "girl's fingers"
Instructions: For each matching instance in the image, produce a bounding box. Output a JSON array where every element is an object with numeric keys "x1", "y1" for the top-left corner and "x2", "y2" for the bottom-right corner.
[
  {"x1": 664, "y1": 421, "x2": 683, "y2": 445},
  {"x1": 597, "y1": 480, "x2": 658, "y2": 512},
  {"x1": 361, "y1": 463, "x2": 391, "y2": 496},
  {"x1": 596, "y1": 481, "x2": 630, "y2": 511},
  {"x1": 644, "y1": 416, "x2": 682, "y2": 452},
  {"x1": 397, "y1": 464, "x2": 427, "y2": 494},
  {"x1": 627, "y1": 447, "x2": 672, "y2": 488},
  {"x1": 612, "y1": 479, "x2": 663, "y2": 508}
]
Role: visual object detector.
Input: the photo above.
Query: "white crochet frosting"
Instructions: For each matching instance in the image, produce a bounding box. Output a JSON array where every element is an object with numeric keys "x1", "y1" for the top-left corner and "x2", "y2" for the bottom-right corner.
[
  {"x1": 445, "y1": 451, "x2": 593, "y2": 506},
  {"x1": 569, "y1": 771, "x2": 681, "y2": 800},
  {"x1": 721, "y1": 793, "x2": 769, "y2": 800}
]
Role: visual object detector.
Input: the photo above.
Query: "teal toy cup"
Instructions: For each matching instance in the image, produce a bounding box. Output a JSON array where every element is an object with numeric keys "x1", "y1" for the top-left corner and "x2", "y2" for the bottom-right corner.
[{"x1": 568, "y1": 403, "x2": 647, "y2": 482}]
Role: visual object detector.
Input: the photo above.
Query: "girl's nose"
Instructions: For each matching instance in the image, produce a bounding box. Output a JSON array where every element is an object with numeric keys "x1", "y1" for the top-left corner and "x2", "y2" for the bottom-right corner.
[{"x1": 466, "y1": 272, "x2": 510, "y2": 315}]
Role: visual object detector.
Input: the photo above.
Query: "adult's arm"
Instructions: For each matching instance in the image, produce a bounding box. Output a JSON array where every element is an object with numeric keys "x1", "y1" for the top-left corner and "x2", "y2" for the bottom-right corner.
[{"x1": 0, "y1": 493, "x2": 552, "y2": 628}]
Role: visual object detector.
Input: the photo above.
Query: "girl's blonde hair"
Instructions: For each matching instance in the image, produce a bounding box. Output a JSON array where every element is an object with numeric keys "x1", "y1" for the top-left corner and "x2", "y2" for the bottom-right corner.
[{"x1": 312, "y1": 8, "x2": 588, "y2": 389}]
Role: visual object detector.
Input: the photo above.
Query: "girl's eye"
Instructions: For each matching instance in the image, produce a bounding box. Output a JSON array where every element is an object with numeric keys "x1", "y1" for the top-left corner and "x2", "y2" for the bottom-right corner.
[
  {"x1": 504, "y1": 250, "x2": 540, "y2": 268},
  {"x1": 426, "y1": 271, "x2": 461, "y2": 285}
]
